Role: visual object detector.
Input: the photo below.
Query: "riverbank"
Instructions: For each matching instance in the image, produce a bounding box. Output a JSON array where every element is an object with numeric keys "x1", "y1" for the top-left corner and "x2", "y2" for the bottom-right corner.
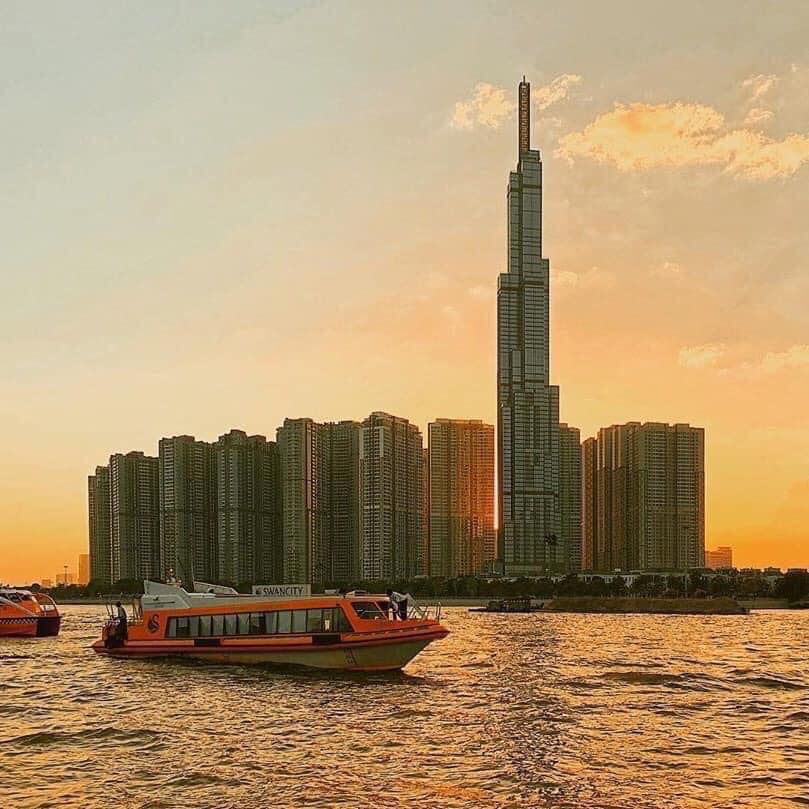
[{"x1": 541, "y1": 596, "x2": 748, "y2": 615}]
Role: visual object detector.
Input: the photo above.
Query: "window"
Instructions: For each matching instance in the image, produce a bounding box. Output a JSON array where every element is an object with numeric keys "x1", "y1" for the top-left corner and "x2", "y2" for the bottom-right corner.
[
  {"x1": 198, "y1": 615, "x2": 212, "y2": 637},
  {"x1": 188, "y1": 616, "x2": 199, "y2": 637},
  {"x1": 238, "y1": 613, "x2": 250, "y2": 635},
  {"x1": 277, "y1": 611, "x2": 292, "y2": 633},
  {"x1": 212, "y1": 615, "x2": 224, "y2": 636},
  {"x1": 175, "y1": 617, "x2": 190, "y2": 638},
  {"x1": 306, "y1": 609, "x2": 323, "y2": 633},
  {"x1": 265, "y1": 611, "x2": 278, "y2": 634},
  {"x1": 249, "y1": 613, "x2": 265, "y2": 635},
  {"x1": 292, "y1": 610, "x2": 306, "y2": 633},
  {"x1": 351, "y1": 601, "x2": 386, "y2": 620},
  {"x1": 224, "y1": 614, "x2": 237, "y2": 636},
  {"x1": 333, "y1": 607, "x2": 352, "y2": 632}
]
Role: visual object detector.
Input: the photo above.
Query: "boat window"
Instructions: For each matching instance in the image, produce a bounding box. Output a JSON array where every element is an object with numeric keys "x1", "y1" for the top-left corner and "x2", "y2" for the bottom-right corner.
[
  {"x1": 277, "y1": 611, "x2": 292, "y2": 634},
  {"x1": 292, "y1": 610, "x2": 306, "y2": 633},
  {"x1": 333, "y1": 607, "x2": 352, "y2": 632},
  {"x1": 237, "y1": 613, "x2": 250, "y2": 635},
  {"x1": 167, "y1": 619, "x2": 176, "y2": 638},
  {"x1": 198, "y1": 615, "x2": 212, "y2": 637},
  {"x1": 224, "y1": 614, "x2": 237, "y2": 636},
  {"x1": 175, "y1": 617, "x2": 190, "y2": 638},
  {"x1": 265, "y1": 611, "x2": 278, "y2": 634},
  {"x1": 212, "y1": 614, "x2": 224, "y2": 636},
  {"x1": 306, "y1": 609, "x2": 323, "y2": 633},
  {"x1": 249, "y1": 613, "x2": 265, "y2": 635},
  {"x1": 351, "y1": 601, "x2": 386, "y2": 620},
  {"x1": 188, "y1": 616, "x2": 199, "y2": 637}
]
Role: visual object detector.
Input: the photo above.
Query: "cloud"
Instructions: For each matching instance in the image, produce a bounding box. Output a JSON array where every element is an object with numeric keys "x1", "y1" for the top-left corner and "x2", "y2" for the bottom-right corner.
[
  {"x1": 743, "y1": 107, "x2": 775, "y2": 127},
  {"x1": 742, "y1": 73, "x2": 778, "y2": 101},
  {"x1": 651, "y1": 261, "x2": 683, "y2": 279},
  {"x1": 451, "y1": 83, "x2": 516, "y2": 130},
  {"x1": 758, "y1": 344, "x2": 809, "y2": 373},
  {"x1": 552, "y1": 265, "x2": 615, "y2": 293},
  {"x1": 557, "y1": 101, "x2": 809, "y2": 179},
  {"x1": 467, "y1": 284, "x2": 490, "y2": 300},
  {"x1": 534, "y1": 74, "x2": 582, "y2": 111},
  {"x1": 678, "y1": 343, "x2": 726, "y2": 368},
  {"x1": 452, "y1": 74, "x2": 582, "y2": 131}
]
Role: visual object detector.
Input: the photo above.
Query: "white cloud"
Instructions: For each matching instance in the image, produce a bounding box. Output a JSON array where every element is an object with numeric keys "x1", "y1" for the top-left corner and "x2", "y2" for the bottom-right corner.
[
  {"x1": 744, "y1": 107, "x2": 774, "y2": 127},
  {"x1": 758, "y1": 344, "x2": 809, "y2": 373},
  {"x1": 451, "y1": 83, "x2": 516, "y2": 130},
  {"x1": 679, "y1": 343, "x2": 726, "y2": 368},
  {"x1": 651, "y1": 261, "x2": 682, "y2": 279},
  {"x1": 451, "y1": 74, "x2": 582, "y2": 131},
  {"x1": 557, "y1": 101, "x2": 809, "y2": 180},
  {"x1": 552, "y1": 265, "x2": 615, "y2": 292},
  {"x1": 534, "y1": 74, "x2": 582, "y2": 111},
  {"x1": 742, "y1": 73, "x2": 778, "y2": 101},
  {"x1": 467, "y1": 284, "x2": 490, "y2": 300}
]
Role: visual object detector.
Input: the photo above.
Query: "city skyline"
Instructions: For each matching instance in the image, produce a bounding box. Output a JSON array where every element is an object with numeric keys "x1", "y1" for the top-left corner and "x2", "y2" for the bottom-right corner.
[{"x1": 3, "y1": 3, "x2": 809, "y2": 583}]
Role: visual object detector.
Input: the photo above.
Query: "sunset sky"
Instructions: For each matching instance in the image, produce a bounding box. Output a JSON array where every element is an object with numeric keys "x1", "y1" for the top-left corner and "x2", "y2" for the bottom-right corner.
[{"x1": 2, "y1": 1, "x2": 808, "y2": 583}]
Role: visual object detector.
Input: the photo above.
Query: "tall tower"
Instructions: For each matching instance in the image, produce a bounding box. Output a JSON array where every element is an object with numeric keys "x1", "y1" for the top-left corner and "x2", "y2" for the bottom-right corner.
[{"x1": 497, "y1": 78, "x2": 563, "y2": 575}]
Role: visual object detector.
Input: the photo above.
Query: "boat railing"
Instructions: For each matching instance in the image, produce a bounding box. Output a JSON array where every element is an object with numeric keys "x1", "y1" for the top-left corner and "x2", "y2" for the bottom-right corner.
[{"x1": 408, "y1": 600, "x2": 442, "y2": 622}]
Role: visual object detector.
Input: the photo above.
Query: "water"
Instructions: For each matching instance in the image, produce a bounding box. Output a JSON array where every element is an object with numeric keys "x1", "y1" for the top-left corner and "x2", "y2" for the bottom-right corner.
[{"x1": 1, "y1": 606, "x2": 807, "y2": 809}]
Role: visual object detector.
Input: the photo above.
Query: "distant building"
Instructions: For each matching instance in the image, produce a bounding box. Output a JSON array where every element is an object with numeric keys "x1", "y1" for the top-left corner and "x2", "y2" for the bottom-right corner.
[
  {"x1": 56, "y1": 571, "x2": 75, "y2": 585},
  {"x1": 88, "y1": 465, "x2": 112, "y2": 584},
  {"x1": 427, "y1": 419, "x2": 495, "y2": 578},
  {"x1": 110, "y1": 451, "x2": 161, "y2": 581},
  {"x1": 705, "y1": 546, "x2": 733, "y2": 569},
  {"x1": 77, "y1": 554, "x2": 90, "y2": 586},
  {"x1": 559, "y1": 424, "x2": 582, "y2": 571},
  {"x1": 361, "y1": 412, "x2": 424, "y2": 580},
  {"x1": 584, "y1": 422, "x2": 705, "y2": 572},
  {"x1": 159, "y1": 435, "x2": 217, "y2": 585},
  {"x1": 41, "y1": 578, "x2": 53, "y2": 588},
  {"x1": 214, "y1": 429, "x2": 281, "y2": 586},
  {"x1": 276, "y1": 418, "x2": 362, "y2": 584}
]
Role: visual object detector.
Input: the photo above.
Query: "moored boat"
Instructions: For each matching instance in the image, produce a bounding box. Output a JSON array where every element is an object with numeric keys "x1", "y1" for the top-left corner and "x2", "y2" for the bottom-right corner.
[
  {"x1": 0, "y1": 588, "x2": 62, "y2": 638},
  {"x1": 92, "y1": 581, "x2": 448, "y2": 672}
]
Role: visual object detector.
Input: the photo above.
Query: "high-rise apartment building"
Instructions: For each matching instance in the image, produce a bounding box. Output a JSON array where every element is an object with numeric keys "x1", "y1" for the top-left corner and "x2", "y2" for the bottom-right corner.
[
  {"x1": 559, "y1": 424, "x2": 582, "y2": 572},
  {"x1": 88, "y1": 465, "x2": 112, "y2": 584},
  {"x1": 705, "y1": 546, "x2": 733, "y2": 569},
  {"x1": 277, "y1": 418, "x2": 362, "y2": 585},
  {"x1": 109, "y1": 451, "x2": 161, "y2": 581},
  {"x1": 585, "y1": 422, "x2": 705, "y2": 571},
  {"x1": 214, "y1": 429, "x2": 281, "y2": 585},
  {"x1": 361, "y1": 412, "x2": 423, "y2": 580},
  {"x1": 427, "y1": 419, "x2": 495, "y2": 578},
  {"x1": 77, "y1": 554, "x2": 90, "y2": 586},
  {"x1": 159, "y1": 435, "x2": 217, "y2": 586},
  {"x1": 497, "y1": 78, "x2": 565, "y2": 575},
  {"x1": 581, "y1": 438, "x2": 598, "y2": 570}
]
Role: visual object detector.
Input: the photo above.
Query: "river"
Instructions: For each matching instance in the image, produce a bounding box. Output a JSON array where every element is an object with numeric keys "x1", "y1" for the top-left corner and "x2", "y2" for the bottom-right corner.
[{"x1": 1, "y1": 605, "x2": 807, "y2": 808}]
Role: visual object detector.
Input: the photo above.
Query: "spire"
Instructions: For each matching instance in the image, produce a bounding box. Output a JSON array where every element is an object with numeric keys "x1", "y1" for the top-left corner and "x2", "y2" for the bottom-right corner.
[{"x1": 518, "y1": 77, "x2": 530, "y2": 154}]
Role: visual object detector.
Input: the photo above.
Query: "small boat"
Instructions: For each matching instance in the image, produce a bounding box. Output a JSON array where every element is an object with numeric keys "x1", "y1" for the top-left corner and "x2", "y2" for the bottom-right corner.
[
  {"x1": 469, "y1": 596, "x2": 546, "y2": 613},
  {"x1": 92, "y1": 581, "x2": 448, "y2": 672},
  {"x1": 0, "y1": 587, "x2": 62, "y2": 637}
]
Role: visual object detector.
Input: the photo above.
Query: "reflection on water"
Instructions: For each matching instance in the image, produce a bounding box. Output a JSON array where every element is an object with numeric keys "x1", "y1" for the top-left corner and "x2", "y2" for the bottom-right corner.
[{"x1": 1, "y1": 606, "x2": 807, "y2": 808}]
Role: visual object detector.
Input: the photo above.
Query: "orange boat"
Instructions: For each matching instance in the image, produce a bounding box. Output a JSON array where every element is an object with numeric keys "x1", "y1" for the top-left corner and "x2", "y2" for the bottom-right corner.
[
  {"x1": 0, "y1": 587, "x2": 62, "y2": 638},
  {"x1": 92, "y1": 581, "x2": 448, "y2": 672}
]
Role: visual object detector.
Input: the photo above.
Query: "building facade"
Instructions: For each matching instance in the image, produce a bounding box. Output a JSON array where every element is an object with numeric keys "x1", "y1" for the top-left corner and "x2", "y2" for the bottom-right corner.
[
  {"x1": 77, "y1": 554, "x2": 90, "y2": 586},
  {"x1": 88, "y1": 465, "x2": 112, "y2": 584},
  {"x1": 158, "y1": 435, "x2": 217, "y2": 586},
  {"x1": 277, "y1": 418, "x2": 362, "y2": 585},
  {"x1": 559, "y1": 424, "x2": 582, "y2": 572},
  {"x1": 705, "y1": 546, "x2": 733, "y2": 569},
  {"x1": 214, "y1": 429, "x2": 281, "y2": 586},
  {"x1": 581, "y1": 438, "x2": 597, "y2": 570},
  {"x1": 427, "y1": 419, "x2": 495, "y2": 578},
  {"x1": 361, "y1": 412, "x2": 424, "y2": 580},
  {"x1": 109, "y1": 451, "x2": 161, "y2": 582},
  {"x1": 584, "y1": 422, "x2": 705, "y2": 572},
  {"x1": 497, "y1": 78, "x2": 564, "y2": 575}
]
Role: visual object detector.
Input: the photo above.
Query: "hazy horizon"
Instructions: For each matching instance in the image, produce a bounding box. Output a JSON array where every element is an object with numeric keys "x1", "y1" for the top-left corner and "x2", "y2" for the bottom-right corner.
[{"x1": 3, "y1": 1, "x2": 809, "y2": 582}]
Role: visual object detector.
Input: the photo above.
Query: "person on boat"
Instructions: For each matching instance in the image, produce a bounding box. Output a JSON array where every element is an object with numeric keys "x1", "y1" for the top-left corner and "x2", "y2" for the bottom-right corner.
[
  {"x1": 115, "y1": 601, "x2": 128, "y2": 641},
  {"x1": 388, "y1": 590, "x2": 409, "y2": 620}
]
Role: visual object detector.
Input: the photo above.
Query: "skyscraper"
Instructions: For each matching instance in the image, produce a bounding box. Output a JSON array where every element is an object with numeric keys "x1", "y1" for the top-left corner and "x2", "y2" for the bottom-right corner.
[
  {"x1": 214, "y1": 429, "x2": 281, "y2": 585},
  {"x1": 277, "y1": 418, "x2": 362, "y2": 584},
  {"x1": 109, "y1": 451, "x2": 160, "y2": 581},
  {"x1": 88, "y1": 465, "x2": 112, "y2": 584},
  {"x1": 428, "y1": 419, "x2": 495, "y2": 578},
  {"x1": 581, "y1": 437, "x2": 598, "y2": 570},
  {"x1": 585, "y1": 422, "x2": 705, "y2": 571},
  {"x1": 361, "y1": 412, "x2": 423, "y2": 580},
  {"x1": 158, "y1": 435, "x2": 217, "y2": 585},
  {"x1": 497, "y1": 78, "x2": 563, "y2": 575},
  {"x1": 77, "y1": 553, "x2": 90, "y2": 586},
  {"x1": 559, "y1": 424, "x2": 582, "y2": 571}
]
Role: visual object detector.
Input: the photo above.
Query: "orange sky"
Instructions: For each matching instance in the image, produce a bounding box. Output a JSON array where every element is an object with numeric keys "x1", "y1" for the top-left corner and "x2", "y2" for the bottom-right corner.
[{"x1": 2, "y1": 3, "x2": 808, "y2": 583}]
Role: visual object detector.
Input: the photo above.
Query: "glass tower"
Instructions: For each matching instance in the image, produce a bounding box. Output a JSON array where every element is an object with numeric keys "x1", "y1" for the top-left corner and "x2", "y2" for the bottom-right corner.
[{"x1": 497, "y1": 78, "x2": 563, "y2": 575}]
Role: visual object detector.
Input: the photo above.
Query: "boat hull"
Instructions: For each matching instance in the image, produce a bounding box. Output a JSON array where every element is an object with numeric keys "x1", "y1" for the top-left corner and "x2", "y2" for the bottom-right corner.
[
  {"x1": 92, "y1": 634, "x2": 442, "y2": 672},
  {"x1": 0, "y1": 614, "x2": 61, "y2": 638}
]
